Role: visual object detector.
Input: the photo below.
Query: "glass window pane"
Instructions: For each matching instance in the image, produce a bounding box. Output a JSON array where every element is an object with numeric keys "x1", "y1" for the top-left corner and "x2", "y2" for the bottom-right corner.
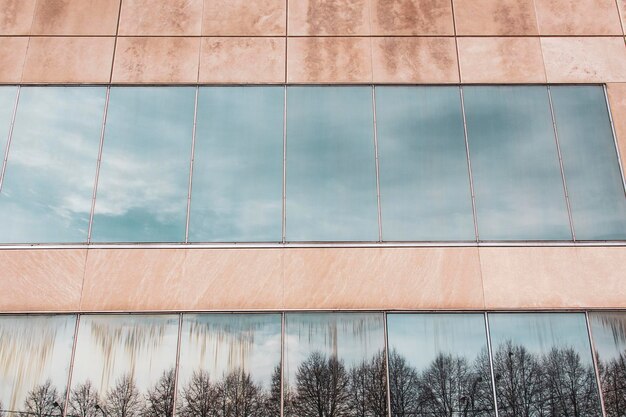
[
  {"x1": 488, "y1": 313, "x2": 602, "y2": 417},
  {"x1": 0, "y1": 315, "x2": 76, "y2": 416},
  {"x1": 551, "y1": 86, "x2": 626, "y2": 240},
  {"x1": 286, "y1": 87, "x2": 378, "y2": 241},
  {"x1": 376, "y1": 86, "x2": 475, "y2": 241},
  {"x1": 189, "y1": 87, "x2": 283, "y2": 242},
  {"x1": 91, "y1": 87, "x2": 195, "y2": 242},
  {"x1": 463, "y1": 86, "x2": 571, "y2": 240},
  {"x1": 0, "y1": 87, "x2": 104, "y2": 243},
  {"x1": 69, "y1": 314, "x2": 179, "y2": 417},
  {"x1": 589, "y1": 312, "x2": 626, "y2": 417},
  {"x1": 387, "y1": 313, "x2": 495, "y2": 417},
  {"x1": 177, "y1": 314, "x2": 282, "y2": 417},
  {"x1": 284, "y1": 313, "x2": 387, "y2": 417},
  {"x1": 0, "y1": 86, "x2": 17, "y2": 170}
]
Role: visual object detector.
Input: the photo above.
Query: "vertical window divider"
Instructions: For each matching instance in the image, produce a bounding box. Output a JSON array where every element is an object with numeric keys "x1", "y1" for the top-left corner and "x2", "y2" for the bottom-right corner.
[
  {"x1": 383, "y1": 311, "x2": 392, "y2": 417},
  {"x1": 62, "y1": 314, "x2": 81, "y2": 417},
  {"x1": 547, "y1": 85, "x2": 577, "y2": 242},
  {"x1": 585, "y1": 311, "x2": 608, "y2": 417},
  {"x1": 0, "y1": 85, "x2": 21, "y2": 193},
  {"x1": 185, "y1": 86, "x2": 200, "y2": 244},
  {"x1": 602, "y1": 84, "x2": 626, "y2": 195},
  {"x1": 282, "y1": 86, "x2": 287, "y2": 244},
  {"x1": 372, "y1": 86, "x2": 383, "y2": 242},
  {"x1": 87, "y1": 86, "x2": 111, "y2": 244},
  {"x1": 484, "y1": 312, "x2": 500, "y2": 417},
  {"x1": 172, "y1": 313, "x2": 184, "y2": 417},
  {"x1": 459, "y1": 86, "x2": 480, "y2": 242},
  {"x1": 280, "y1": 312, "x2": 285, "y2": 417}
]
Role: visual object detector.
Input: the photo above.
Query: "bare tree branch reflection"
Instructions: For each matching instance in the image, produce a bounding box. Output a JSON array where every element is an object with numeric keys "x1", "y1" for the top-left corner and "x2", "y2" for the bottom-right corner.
[
  {"x1": 103, "y1": 375, "x2": 142, "y2": 417},
  {"x1": 597, "y1": 350, "x2": 626, "y2": 417},
  {"x1": 143, "y1": 369, "x2": 175, "y2": 417},
  {"x1": 19, "y1": 379, "x2": 64, "y2": 417},
  {"x1": 69, "y1": 380, "x2": 100, "y2": 417}
]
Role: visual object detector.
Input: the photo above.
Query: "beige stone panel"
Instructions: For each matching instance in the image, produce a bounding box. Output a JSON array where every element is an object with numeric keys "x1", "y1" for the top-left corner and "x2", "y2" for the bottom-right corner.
[
  {"x1": 81, "y1": 249, "x2": 186, "y2": 311},
  {"x1": 0, "y1": 0, "x2": 36, "y2": 35},
  {"x1": 534, "y1": 0, "x2": 622, "y2": 35},
  {"x1": 288, "y1": 0, "x2": 370, "y2": 35},
  {"x1": 458, "y1": 37, "x2": 546, "y2": 83},
  {"x1": 31, "y1": 0, "x2": 120, "y2": 35},
  {"x1": 22, "y1": 37, "x2": 114, "y2": 83},
  {"x1": 203, "y1": 0, "x2": 286, "y2": 35},
  {"x1": 481, "y1": 247, "x2": 626, "y2": 309},
  {"x1": 619, "y1": 1, "x2": 626, "y2": 33},
  {"x1": 542, "y1": 37, "x2": 626, "y2": 83},
  {"x1": 112, "y1": 37, "x2": 200, "y2": 83},
  {"x1": 180, "y1": 249, "x2": 283, "y2": 310},
  {"x1": 284, "y1": 248, "x2": 484, "y2": 310},
  {"x1": 0, "y1": 250, "x2": 85, "y2": 311},
  {"x1": 0, "y1": 37, "x2": 28, "y2": 82},
  {"x1": 453, "y1": 0, "x2": 538, "y2": 35},
  {"x1": 199, "y1": 37, "x2": 285, "y2": 83},
  {"x1": 287, "y1": 37, "x2": 372, "y2": 83},
  {"x1": 607, "y1": 83, "x2": 626, "y2": 169},
  {"x1": 372, "y1": 37, "x2": 459, "y2": 83},
  {"x1": 119, "y1": 0, "x2": 202, "y2": 35},
  {"x1": 370, "y1": 0, "x2": 454, "y2": 35}
]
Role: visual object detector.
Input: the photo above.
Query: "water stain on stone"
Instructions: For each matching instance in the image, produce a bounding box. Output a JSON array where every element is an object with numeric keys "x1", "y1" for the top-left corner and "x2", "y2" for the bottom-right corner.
[
  {"x1": 305, "y1": 0, "x2": 366, "y2": 35},
  {"x1": 375, "y1": 0, "x2": 449, "y2": 33},
  {"x1": 493, "y1": 0, "x2": 537, "y2": 34}
]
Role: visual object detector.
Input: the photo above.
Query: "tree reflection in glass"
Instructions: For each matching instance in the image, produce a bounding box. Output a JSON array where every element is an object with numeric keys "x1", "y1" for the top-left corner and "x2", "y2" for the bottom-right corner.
[
  {"x1": 488, "y1": 313, "x2": 602, "y2": 417},
  {"x1": 589, "y1": 312, "x2": 626, "y2": 417},
  {"x1": 0, "y1": 315, "x2": 76, "y2": 417},
  {"x1": 284, "y1": 313, "x2": 387, "y2": 417},
  {"x1": 68, "y1": 314, "x2": 179, "y2": 417},
  {"x1": 176, "y1": 313, "x2": 282, "y2": 417}
]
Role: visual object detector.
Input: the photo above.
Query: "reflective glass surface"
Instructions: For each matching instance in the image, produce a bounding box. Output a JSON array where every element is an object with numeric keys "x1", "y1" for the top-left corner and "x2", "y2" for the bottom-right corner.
[
  {"x1": 0, "y1": 87, "x2": 104, "y2": 243},
  {"x1": 286, "y1": 87, "x2": 378, "y2": 241},
  {"x1": 91, "y1": 87, "x2": 194, "y2": 242},
  {"x1": 177, "y1": 314, "x2": 282, "y2": 417},
  {"x1": 0, "y1": 315, "x2": 76, "y2": 417},
  {"x1": 463, "y1": 86, "x2": 572, "y2": 240},
  {"x1": 69, "y1": 314, "x2": 179, "y2": 417},
  {"x1": 589, "y1": 312, "x2": 626, "y2": 417},
  {"x1": 488, "y1": 313, "x2": 602, "y2": 417},
  {"x1": 387, "y1": 314, "x2": 495, "y2": 417},
  {"x1": 284, "y1": 313, "x2": 387, "y2": 417},
  {"x1": 189, "y1": 87, "x2": 283, "y2": 242},
  {"x1": 376, "y1": 87, "x2": 475, "y2": 241},
  {"x1": 551, "y1": 86, "x2": 626, "y2": 240},
  {"x1": 0, "y1": 86, "x2": 17, "y2": 175}
]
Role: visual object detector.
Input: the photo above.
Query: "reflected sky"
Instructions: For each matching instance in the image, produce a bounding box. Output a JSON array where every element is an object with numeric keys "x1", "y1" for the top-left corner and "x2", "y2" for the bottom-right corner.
[
  {"x1": 189, "y1": 87, "x2": 283, "y2": 242},
  {"x1": 463, "y1": 86, "x2": 572, "y2": 241},
  {"x1": 286, "y1": 87, "x2": 379, "y2": 241},
  {"x1": 589, "y1": 312, "x2": 626, "y2": 362},
  {"x1": 91, "y1": 87, "x2": 194, "y2": 242},
  {"x1": 70, "y1": 314, "x2": 179, "y2": 394},
  {"x1": 178, "y1": 314, "x2": 281, "y2": 389},
  {"x1": 550, "y1": 86, "x2": 626, "y2": 240},
  {"x1": 0, "y1": 86, "x2": 17, "y2": 178},
  {"x1": 0, "y1": 315, "x2": 76, "y2": 414},
  {"x1": 0, "y1": 87, "x2": 104, "y2": 243},
  {"x1": 376, "y1": 87, "x2": 475, "y2": 241}
]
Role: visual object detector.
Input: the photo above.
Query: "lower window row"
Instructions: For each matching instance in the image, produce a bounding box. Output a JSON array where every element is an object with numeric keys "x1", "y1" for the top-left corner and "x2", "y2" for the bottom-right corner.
[{"x1": 1, "y1": 312, "x2": 625, "y2": 417}]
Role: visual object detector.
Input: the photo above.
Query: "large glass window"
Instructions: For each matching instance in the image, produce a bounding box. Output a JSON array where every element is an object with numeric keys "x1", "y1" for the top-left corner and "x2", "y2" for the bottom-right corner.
[
  {"x1": 189, "y1": 87, "x2": 284, "y2": 242},
  {"x1": 463, "y1": 86, "x2": 572, "y2": 241},
  {"x1": 488, "y1": 313, "x2": 602, "y2": 417},
  {"x1": 0, "y1": 315, "x2": 76, "y2": 417},
  {"x1": 0, "y1": 86, "x2": 17, "y2": 176},
  {"x1": 91, "y1": 87, "x2": 195, "y2": 242},
  {"x1": 376, "y1": 86, "x2": 475, "y2": 241},
  {"x1": 286, "y1": 87, "x2": 379, "y2": 241},
  {"x1": 551, "y1": 86, "x2": 626, "y2": 240},
  {"x1": 0, "y1": 87, "x2": 104, "y2": 243}
]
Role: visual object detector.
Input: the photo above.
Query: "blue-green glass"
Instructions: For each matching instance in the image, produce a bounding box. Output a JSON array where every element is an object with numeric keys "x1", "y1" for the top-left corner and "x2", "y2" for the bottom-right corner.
[
  {"x1": 189, "y1": 87, "x2": 283, "y2": 242},
  {"x1": 376, "y1": 87, "x2": 475, "y2": 241},
  {"x1": 286, "y1": 87, "x2": 378, "y2": 241},
  {"x1": 0, "y1": 87, "x2": 104, "y2": 243},
  {"x1": 0, "y1": 86, "x2": 17, "y2": 173},
  {"x1": 551, "y1": 86, "x2": 626, "y2": 240},
  {"x1": 91, "y1": 87, "x2": 195, "y2": 242},
  {"x1": 488, "y1": 313, "x2": 602, "y2": 417},
  {"x1": 463, "y1": 86, "x2": 571, "y2": 240}
]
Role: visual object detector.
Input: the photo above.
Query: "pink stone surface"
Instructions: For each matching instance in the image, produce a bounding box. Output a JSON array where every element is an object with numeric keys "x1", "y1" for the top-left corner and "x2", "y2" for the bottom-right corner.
[
  {"x1": 31, "y1": 0, "x2": 120, "y2": 35},
  {"x1": 0, "y1": 37, "x2": 28, "y2": 82},
  {"x1": 119, "y1": 0, "x2": 203, "y2": 36},
  {"x1": 203, "y1": 0, "x2": 286, "y2": 35},
  {"x1": 453, "y1": 0, "x2": 539, "y2": 35},
  {"x1": 371, "y1": 0, "x2": 454, "y2": 35},
  {"x1": 0, "y1": 0, "x2": 37, "y2": 35},
  {"x1": 534, "y1": 0, "x2": 622, "y2": 35},
  {"x1": 288, "y1": 0, "x2": 371, "y2": 35}
]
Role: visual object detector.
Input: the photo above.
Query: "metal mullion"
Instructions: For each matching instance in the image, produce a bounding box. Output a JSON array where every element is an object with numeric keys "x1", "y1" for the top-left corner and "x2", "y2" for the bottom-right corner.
[
  {"x1": 459, "y1": 86, "x2": 480, "y2": 242},
  {"x1": 185, "y1": 86, "x2": 200, "y2": 243},
  {"x1": 484, "y1": 312, "x2": 500, "y2": 417},
  {"x1": 280, "y1": 312, "x2": 285, "y2": 417},
  {"x1": 172, "y1": 313, "x2": 184, "y2": 417},
  {"x1": 547, "y1": 86, "x2": 577, "y2": 241},
  {"x1": 603, "y1": 84, "x2": 626, "y2": 195},
  {"x1": 62, "y1": 314, "x2": 81, "y2": 417},
  {"x1": 0, "y1": 85, "x2": 21, "y2": 192},
  {"x1": 372, "y1": 86, "x2": 383, "y2": 242},
  {"x1": 586, "y1": 311, "x2": 608, "y2": 417},
  {"x1": 383, "y1": 311, "x2": 392, "y2": 417},
  {"x1": 282, "y1": 86, "x2": 287, "y2": 244}
]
